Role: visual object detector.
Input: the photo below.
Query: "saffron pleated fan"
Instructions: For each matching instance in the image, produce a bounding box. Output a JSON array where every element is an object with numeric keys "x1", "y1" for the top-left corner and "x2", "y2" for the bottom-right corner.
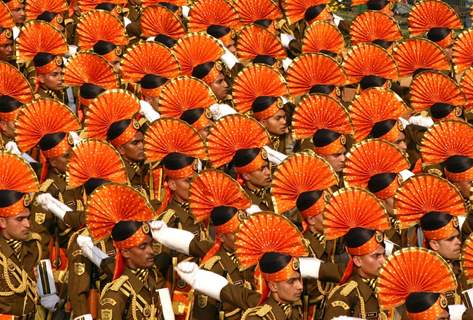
[
  {"x1": 408, "y1": 0, "x2": 461, "y2": 37},
  {"x1": 86, "y1": 183, "x2": 154, "y2": 241},
  {"x1": 282, "y1": 0, "x2": 329, "y2": 25},
  {"x1": 342, "y1": 43, "x2": 398, "y2": 84},
  {"x1": 64, "y1": 52, "x2": 119, "y2": 88},
  {"x1": 67, "y1": 139, "x2": 128, "y2": 189},
  {"x1": 120, "y1": 41, "x2": 180, "y2": 84},
  {"x1": 394, "y1": 174, "x2": 465, "y2": 229},
  {"x1": 460, "y1": 67, "x2": 473, "y2": 112},
  {"x1": 172, "y1": 32, "x2": 224, "y2": 76},
  {"x1": 350, "y1": 11, "x2": 401, "y2": 45},
  {"x1": 420, "y1": 120, "x2": 473, "y2": 165},
  {"x1": 286, "y1": 53, "x2": 346, "y2": 97},
  {"x1": 188, "y1": 0, "x2": 239, "y2": 33},
  {"x1": 207, "y1": 114, "x2": 270, "y2": 168},
  {"x1": 349, "y1": 87, "x2": 409, "y2": 141},
  {"x1": 392, "y1": 38, "x2": 450, "y2": 77},
  {"x1": 16, "y1": 21, "x2": 68, "y2": 63},
  {"x1": 236, "y1": 25, "x2": 286, "y2": 62},
  {"x1": 25, "y1": 0, "x2": 67, "y2": 20},
  {"x1": 0, "y1": 62, "x2": 33, "y2": 105},
  {"x1": 189, "y1": 170, "x2": 251, "y2": 223},
  {"x1": 15, "y1": 98, "x2": 80, "y2": 152},
  {"x1": 344, "y1": 139, "x2": 410, "y2": 189},
  {"x1": 377, "y1": 248, "x2": 456, "y2": 309},
  {"x1": 410, "y1": 71, "x2": 465, "y2": 113},
  {"x1": 232, "y1": 64, "x2": 288, "y2": 114},
  {"x1": 235, "y1": 212, "x2": 308, "y2": 269},
  {"x1": 462, "y1": 234, "x2": 473, "y2": 281},
  {"x1": 234, "y1": 0, "x2": 282, "y2": 25},
  {"x1": 292, "y1": 94, "x2": 352, "y2": 140},
  {"x1": 157, "y1": 76, "x2": 217, "y2": 118},
  {"x1": 323, "y1": 187, "x2": 390, "y2": 240},
  {"x1": 76, "y1": 9, "x2": 128, "y2": 50},
  {"x1": 141, "y1": 0, "x2": 186, "y2": 6},
  {"x1": 271, "y1": 152, "x2": 338, "y2": 214},
  {"x1": 84, "y1": 89, "x2": 140, "y2": 140},
  {"x1": 77, "y1": 0, "x2": 126, "y2": 14},
  {"x1": 0, "y1": 151, "x2": 39, "y2": 194},
  {"x1": 144, "y1": 118, "x2": 207, "y2": 163},
  {"x1": 302, "y1": 21, "x2": 345, "y2": 54},
  {"x1": 0, "y1": 2, "x2": 14, "y2": 30},
  {"x1": 453, "y1": 29, "x2": 473, "y2": 75},
  {"x1": 140, "y1": 5, "x2": 186, "y2": 39}
]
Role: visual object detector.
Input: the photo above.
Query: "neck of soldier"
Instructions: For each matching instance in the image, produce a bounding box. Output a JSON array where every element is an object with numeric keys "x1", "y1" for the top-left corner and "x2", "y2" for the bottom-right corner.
[
  {"x1": 172, "y1": 193, "x2": 187, "y2": 205},
  {"x1": 356, "y1": 267, "x2": 375, "y2": 279},
  {"x1": 244, "y1": 180, "x2": 262, "y2": 192}
]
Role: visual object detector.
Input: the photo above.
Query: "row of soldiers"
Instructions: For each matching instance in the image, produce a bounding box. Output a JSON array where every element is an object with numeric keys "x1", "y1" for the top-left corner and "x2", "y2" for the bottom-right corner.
[{"x1": 0, "y1": 0, "x2": 473, "y2": 318}]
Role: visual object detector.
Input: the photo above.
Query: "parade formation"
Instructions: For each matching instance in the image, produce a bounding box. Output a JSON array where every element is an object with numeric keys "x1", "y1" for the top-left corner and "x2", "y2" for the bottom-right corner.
[{"x1": 0, "y1": 0, "x2": 473, "y2": 318}]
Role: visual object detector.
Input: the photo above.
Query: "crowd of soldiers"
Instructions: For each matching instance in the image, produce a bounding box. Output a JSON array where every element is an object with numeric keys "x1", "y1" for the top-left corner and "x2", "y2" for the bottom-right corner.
[{"x1": 0, "y1": 0, "x2": 473, "y2": 319}]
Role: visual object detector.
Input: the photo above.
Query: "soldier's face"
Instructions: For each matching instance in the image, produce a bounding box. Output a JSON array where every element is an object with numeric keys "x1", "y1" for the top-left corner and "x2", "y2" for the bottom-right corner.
[
  {"x1": 11, "y1": 4, "x2": 25, "y2": 25},
  {"x1": 242, "y1": 162, "x2": 271, "y2": 188},
  {"x1": 353, "y1": 244, "x2": 386, "y2": 278},
  {"x1": 454, "y1": 180, "x2": 472, "y2": 200},
  {"x1": 210, "y1": 73, "x2": 228, "y2": 101},
  {"x1": 118, "y1": 131, "x2": 144, "y2": 162},
  {"x1": 269, "y1": 271, "x2": 303, "y2": 303},
  {"x1": 48, "y1": 149, "x2": 71, "y2": 174},
  {"x1": 123, "y1": 236, "x2": 155, "y2": 269},
  {"x1": 0, "y1": 208, "x2": 31, "y2": 241},
  {"x1": 168, "y1": 175, "x2": 193, "y2": 202},
  {"x1": 261, "y1": 109, "x2": 288, "y2": 136},
  {"x1": 0, "y1": 119, "x2": 15, "y2": 138},
  {"x1": 38, "y1": 67, "x2": 64, "y2": 91},
  {"x1": 0, "y1": 39, "x2": 13, "y2": 61},
  {"x1": 428, "y1": 229, "x2": 461, "y2": 260},
  {"x1": 321, "y1": 148, "x2": 346, "y2": 173}
]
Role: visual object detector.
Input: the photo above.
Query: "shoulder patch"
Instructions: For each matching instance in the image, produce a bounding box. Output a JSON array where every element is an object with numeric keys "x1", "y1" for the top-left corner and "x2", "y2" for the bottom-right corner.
[
  {"x1": 158, "y1": 209, "x2": 176, "y2": 224},
  {"x1": 100, "y1": 297, "x2": 117, "y2": 306},
  {"x1": 39, "y1": 179, "x2": 55, "y2": 193},
  {"x1": 256, "y1": 305, "x2": 272, "y2": 317},
  {"x1": 202, "y1": 256, "x2": 221, "y2": 270},
  {"x1": 331, "y1": 300, "x2": 350, "y2": 310},
  {"x1": 242, "y1": 304, "x2": 274, "y2": 320},
  {"x1": 340, "y1": 280, "x2": 358, "y2": 297},
  {"x1": 110, "y1": 275, "x2": 129, "y2": 291}
]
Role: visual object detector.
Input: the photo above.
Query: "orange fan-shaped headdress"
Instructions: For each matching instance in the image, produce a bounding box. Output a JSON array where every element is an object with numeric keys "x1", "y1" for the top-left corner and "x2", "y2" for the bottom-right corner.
[
  {"x1": 344, "y1": 139, "x2": 410, "y2": 199},
  {"x1": 461, "y1": 67, "x2": 473, "y2": 112},
  {"x1": 15, "y1": 98, "x2": 80, "y2": 153},
  {"x1": 76, "y1": 10, "x2": 128, "y2": 51},
  {"x1": 157, "y1": 76, "x2": 216, "y2": 124},
  {"x1": 232, "y1": 64, "x2": 288, "y2": 115},
  {"x1": 84, "y1": 89, "x2": 140, "y2": 145},
  {"x1": 292, "y1": 94, "x2": 352, "y2": 140},
  {"x1": 67, "y1": 139, "x2": 128, "y2": 189},
  {"x1": 286, "y1": 53, "x2": 346, "y2": 97},
  {"x1": 77, "y1": 0, "x2": 126, "y2": 14},
  {"x1": 234, "y1": 0, "x2": 282, "y2": 25},
  {"x1": 0, "y1": 62, "x2": 33, "y2": 121},
  {"x1": 350, "y1": 11, "x2": 401, "y2": 46},
  {"x1": 410, "y1": 71, "x2": 465, "y2": 118},
  {"x1": 236, "y1": 25, "x2": 286, "y2": 62},
  {"x1": 172, "y1": 32, "x2": 224, "y2": 77},
  {"x1": 271, "y1": 152, "x2": 338, "y2": 217},
  {"x1": 0, "y1": 151, "x2": 39, "y2": 218},
  {"x1": 140, "y1": 5, "x2": 186, "y2": 41},
  {"x1": 144, "y1": 118, "x2": 207, "y2": 164},
  {"x1": 86, "y1": 183, "x2": 154, "y2": 241},
  {"x1": 207, "y1": 114, "x2": 270, "y2": 168},
  {"x1": 282, "y1": 0, "x2": 330, "y2": 25},
  {"x1": 302, "y1": 21, "x2": 345, "y2": 55},
  {"x1": 16, "y1": 21, "x2": 68, "y2": 66},
  {"x1": 342, "y1": 43, "x2": 398, "y2": 85},
  {"x1": 393, "y1": 38, "x2": 450, "y2": 77},
  {"x1": 408, "y1": 1, "x2": 461, "y2": 38},
  {"x1": 120, "y1": 41, "x2": 180, "y2": 86},
  {"x1": 235, "y1": 212, "x2": 308, "y2": 269},
  {"x1": 452, "y1": 29, "x2": 473, "y2": 75},
  {"x1": 189, "y1": 170, "x2": 251, "y2": 223},
  {"x1": 0, "y1": 2, "x2": 14, "y2": 33},
  {"x1": 323, "y1": 187, "x2": 390, "y2": 240},
  {"x1": 63, "y1": 52, "x2": 119, "y2": 89},
  {"x1": 377, "y1": 248, "x2": 456, "y2": 310},
  {"x1": 394, "y1": 174, "x2": 465, "y2": 229},
  {"x1": 349, "y1": 87, "x2": 409, "y2": 142},
  {"x1": 25, "y1": 0, "x2": 67, "y2": 21}
]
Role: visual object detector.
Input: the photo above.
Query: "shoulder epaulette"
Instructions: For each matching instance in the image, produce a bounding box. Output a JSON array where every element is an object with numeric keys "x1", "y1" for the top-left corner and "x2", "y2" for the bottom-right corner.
[
  {"x1": 29, "y1": 232, "x2": 42, "y2": 241},
  {"x1": 110, "y1": 275, "x2": 130, "y2": 291},
  {"x1": 340, "y1": 280, "x2": 358, "y2": 297},
  {"x1": 242, "y1": 304, "x2": 275, "y2": 320},
  {"x1": 202, "y1": 255, "x2": 221, "y2": 270},
  {"x1": 39, "y1": 179, "x2": 55, "y2": 193},
  {"x1": 158, "y1": 208, "x2": 176, "y2": 224}
]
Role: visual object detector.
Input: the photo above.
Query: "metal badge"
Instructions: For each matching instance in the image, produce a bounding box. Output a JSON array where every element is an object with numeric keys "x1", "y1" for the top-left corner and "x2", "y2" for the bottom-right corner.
[
  {"x1": 35, "y1": 212, "x2": 46, "y2": 225},
  {"x1": 74, "y1": 262, "x2": 85, "y2": 276}
]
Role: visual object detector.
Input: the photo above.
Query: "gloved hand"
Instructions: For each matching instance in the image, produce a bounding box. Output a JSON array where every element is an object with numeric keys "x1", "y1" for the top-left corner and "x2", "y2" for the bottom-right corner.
[
  {"x1": 209, "y1": 103, "x2": 237, "y2": 120},
  {"x1": 77, "y1": 235, "x2": 109, "y2": 268},
  {"x1": 149, "y1": 221, "x2": 195, "y2": 255},
  {"x1": 40, "y1": 294, "x2": 60, "y2": 311},
  {"x1": 245, "y1": 204, "x2": 262, "y2": 215},
  {"x1": 73, "y1": 315, "x2": 93, "y2": 320},
  {"x1": 220, "y1": 46, "x2": 239, "y2": 70},
  {"x1": 263, "y1": 146, "x2": 287, "y2": 165},
  {"x1": 282, "y1": 57, "x2": 293, "y2": 71},
  {"x1": 35, "y1": 193, "x2": 72, "y2": 220},
  {"x1": 140, "y1": 100, "x2": 160, "y2": 122},
  {"x1": 280, "y1": 33, "x2": 295, "y2": 48},
  {"x1": 408, "y1": 115, "x2": 434, "y2": 128},
  {"x1": 299, "y1": 257, "x2": 322, "y2": 278},
  {"x1": 4, "y1": 141, "x2": 21, "y2": 155}
]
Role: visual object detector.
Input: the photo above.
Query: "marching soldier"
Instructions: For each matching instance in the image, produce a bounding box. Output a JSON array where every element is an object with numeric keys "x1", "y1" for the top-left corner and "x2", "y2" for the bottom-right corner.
[{"x1": 0, "y1": 1, "x2": 15, "y2": 62}]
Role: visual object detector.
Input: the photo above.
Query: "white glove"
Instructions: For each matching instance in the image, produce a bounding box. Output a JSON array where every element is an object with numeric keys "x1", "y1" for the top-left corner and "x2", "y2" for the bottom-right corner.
[
  {"x1": 245, "y1": 204, "x2": 262, "y2": 215},
  {"x1": 263, "y1": 146, "x2": 287, "y2": 165},
  {"x1": 333, "y1": 14, "x2": 343, "y2": 26},
  {"x1": 282, "y1": 57, "x2": 293, "y2": 71},
  {"x1": 175, "y1": 261, "x2": 228, "y2": 300},
  {"x1": 459, "y1": 216, "x2": 466, "y2": 230},
  {"x1": 35, "y1": 193, "x2": 72, "y2": 220},
  {"x1": 399, "y1": 169, "x2": 415, "y2": 182},
  {"x1": 408, "y1": 115, "x2": 434, "y2": 128},
  {"x1": 5, "y1": 141, "x2": 21, "y2": 155},
  {"x1": 299, "y1": 257, "x2": 322, "y2": 279},
  {"x1": 181, "y1": 5, "x2": 190, "y2": 18},
  {"x1": 77, "y1": 235, "x2": 109, "y2": 268},
  {"x1": 398, "y1": 117, "x2": 409, "y2": 130},
  {"x1": 69, "y1": 131, "x2": 81, "y2": 146},
  {"x1": 12, "y1": 26, "x2": 20, "y2": 40},
  {"x1": 67, "y1": 45, "x2": 78, "y2": 57},
  {"x1": 220, "y1": 46, "x2": 239, "y2": 70},
  {"x1": 73, "y1": 315, "x2": 93, "y2": 320},
  {"x1": 123, "y1": 16, "x2": 132, "y2": 27},
  {"x1": 280, "y1": 33, "x2": 295, "y2": 48},
  {"x1": 40, "y1": 294, "x2": 60, "y2": 311},
  {"x1": 209, "y1": 103, "x2": 237, "y2": 120},
  {"x1": 384, "y1": 239, "x2": 396, "y2": 256},
  {"x1": 149, "y1": 221, "x2": 195, "y2": 255},
  {"x1": 140, "y1": 100, "x2": 160, "y2": 122},
  {"x1": 449, "y1": 304, "x2": 466, "y2": 320}
]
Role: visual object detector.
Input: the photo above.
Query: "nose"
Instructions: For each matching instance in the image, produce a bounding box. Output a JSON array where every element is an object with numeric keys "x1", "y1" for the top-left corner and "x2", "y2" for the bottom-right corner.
[
  {"x1": 295, "y1": 278, "x2": 303, "y2": 290},
  {"x1": 23, "y1": 218, "x2": 30, "y2": 229}
]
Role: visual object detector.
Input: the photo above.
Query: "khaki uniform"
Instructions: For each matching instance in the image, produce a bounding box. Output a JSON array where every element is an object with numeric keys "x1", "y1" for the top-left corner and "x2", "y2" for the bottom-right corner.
[
  {"x1": 323, "y1": 274, "x2": 380, "y2": 320},
  {"x1": 0, "y1": 234, "x2": 42, "y2": 317},
  {"x1": 98, "y1": 266, "x2": 166, "y2": 319},
  {"x1": 35, "y1": 87, "x2": 65, "y2": 103},
  {"x1": 67, "y1": 228, "x2": 116, "y2": 317},
  {"x1": 243, "y1": 185, "x2": 274, "y2": 212},
  {"x1": 242, "y1": 296, "x2": 303, "y2": 320}
]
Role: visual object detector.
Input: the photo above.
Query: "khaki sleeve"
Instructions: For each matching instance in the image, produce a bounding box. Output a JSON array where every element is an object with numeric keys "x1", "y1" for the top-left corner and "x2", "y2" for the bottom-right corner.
[
  {"x1": 318, "y1": 262, "x2": 344, "y2": 283},
  {"x1": 220, "y1": 284, "x2": 261, "y2": 310},
  {"x1": 188, "y1": 239, "x2": 213, "y2": 258},
  {"x1": 63, "y1": 210, "x2": 86, "y2": 230},
  {"x1": 322, "y1": 286, "x2": 355, "y2": 320},
  {"x1": 97, "y1": 286, "x2": 128, "y2": 320}
]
